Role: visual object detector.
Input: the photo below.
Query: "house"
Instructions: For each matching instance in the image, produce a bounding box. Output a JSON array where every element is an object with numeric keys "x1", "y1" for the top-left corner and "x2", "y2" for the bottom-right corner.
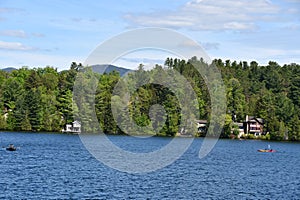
[
  {"x1": 231, "y1": 115, "x2": 264, "y2": 138},
  {"x1": 232, "y1": 122, "x2": 244, "y2": 138},
  {"x1": 196, "y1": 120, "x2": 207, "y2": 134},
  {"x1": 3, "y1": 109, "x2": 12, "y2": 120},
  {"x1": 62, "y1": 120, "x2": 81, "y2": 134},
  {"x1": 244, "y1": 115, "x2": 264, "y2": 136}
]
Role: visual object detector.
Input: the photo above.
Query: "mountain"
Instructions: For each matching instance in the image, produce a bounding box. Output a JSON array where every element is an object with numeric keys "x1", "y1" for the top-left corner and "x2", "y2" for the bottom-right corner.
[
  {"x1": 1, "y1": 67, "x2": 17, "y2": 73},
  {"x1": 90, "y1": 64, "x2": 132, "y2": 76},
  {"x1": 1, "y1": 65, "x2": 132, "y2": 76}
]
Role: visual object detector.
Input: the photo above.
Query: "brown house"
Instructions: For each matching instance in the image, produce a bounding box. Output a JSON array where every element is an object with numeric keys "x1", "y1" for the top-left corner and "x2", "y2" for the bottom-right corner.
[{"x1": 244, "y1": 115, "x2": 264, "y2": 136}]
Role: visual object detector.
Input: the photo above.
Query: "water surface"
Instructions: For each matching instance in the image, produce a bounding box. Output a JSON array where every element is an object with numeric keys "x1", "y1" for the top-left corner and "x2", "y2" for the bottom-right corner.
[{"x1": 1, "y1": 132, "x2": 299, "y2": 199}]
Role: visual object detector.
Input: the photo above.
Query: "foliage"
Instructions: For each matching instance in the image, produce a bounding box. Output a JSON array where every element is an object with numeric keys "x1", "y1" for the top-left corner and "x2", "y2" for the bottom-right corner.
[
  {"x1": 214, "y1": 59, "x2": 300, "y2": 140},
  {"x1": 0, "y1": 63, "x2": 81, "y2": 132},
  {"x1": 0, "y1": 58, "x2": 299, "y2": 140}
]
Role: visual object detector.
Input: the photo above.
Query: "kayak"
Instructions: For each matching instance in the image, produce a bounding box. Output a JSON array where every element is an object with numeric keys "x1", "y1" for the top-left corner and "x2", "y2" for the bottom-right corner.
[
  {"x1": 257, "y1": 149, "x2": 276, "y2": 152},
  {"x1": 6, "y1": 147, "x2": 17, "y2": 151}
]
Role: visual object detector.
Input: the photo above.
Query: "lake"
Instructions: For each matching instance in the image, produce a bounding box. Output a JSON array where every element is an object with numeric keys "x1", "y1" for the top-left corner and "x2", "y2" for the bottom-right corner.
[{"x1": 1, "y1": 132, "x2": 299, "y2": 199}]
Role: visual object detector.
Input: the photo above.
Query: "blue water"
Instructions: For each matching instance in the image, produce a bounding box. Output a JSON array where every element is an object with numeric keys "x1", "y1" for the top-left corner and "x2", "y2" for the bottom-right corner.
[{"x1": 1, "y1": 132, "x2": 299, "y2": 199}]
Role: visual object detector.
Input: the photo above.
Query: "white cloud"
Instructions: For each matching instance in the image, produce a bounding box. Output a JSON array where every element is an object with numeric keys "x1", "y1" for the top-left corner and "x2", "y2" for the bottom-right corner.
[
  {"x1": 0, "y1": 7, "x2": 25, "y2": 22},
  {"x1": 112, "y1": 49, "x2": 177, "y2": 70},
  {"x1": 0, "y1": 41, "x2": 36, "y2": 51},
  {"x1": 177, "y1": 40, "x2": 200, "y2": 49},
  {"x1": 31, "y1": 33, "x2": 45, "y2": 37},
  {"x1": 0, "y1": 8, "x2": 18, "y2": 13},
  {"x1": 124, "y1": 0, "x2": 282, "y2": 31},
  {"x1": 223, "y1": 22, "x2": 256, "y2": 30},
  {"x1": 214, "y1": 45, "x2": 300, "y2": 65},
  {"x1": 284, "y1": 0, "x2": 300, "y2": 3},
  {"x1": 200, "y1": 42, "x2": 220, "y2": 50},
  {"x1": 284, "y1": 23, "x2": 300, "y2": 30},
  {"x1": 0, "y1": 30, "x2": 45, "y2": 38},
  {"x1": 0, "y1": 51, "x2": 84, "y2": 70},
  {"x1": 119, "y1": 57, "x2": 164, "y2": 65},
  {"x1": 0, "y1": 30, "x2": 27, "y2": 38},
  {"x1": 177, "y1": 40, "x2": 220, "y2": 50}
]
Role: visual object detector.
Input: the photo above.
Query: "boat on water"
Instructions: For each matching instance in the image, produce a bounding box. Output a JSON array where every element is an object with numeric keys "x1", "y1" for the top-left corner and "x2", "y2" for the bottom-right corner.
[
  {"x1": 257, "y1": 149, "x2": 276, "y2": 152},
  {"x1": 258, "y1": 144, "x2": 275, "y2": 152},
  {"x1": 6, "y1": 144, "x2": 17, "y2": 151}
]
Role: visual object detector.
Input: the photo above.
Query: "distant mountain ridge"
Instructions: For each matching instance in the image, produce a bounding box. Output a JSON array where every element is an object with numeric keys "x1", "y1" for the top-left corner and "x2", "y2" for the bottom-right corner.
[
  {"x1": 0, "y1": 65, "x2": 132, "y2": 76},
  {"x1": 1, "y1": 67, "x2": 17, "y2": 73},
  {"x1": 90, "y1": 64, "x2": 132, "y2": 76}
]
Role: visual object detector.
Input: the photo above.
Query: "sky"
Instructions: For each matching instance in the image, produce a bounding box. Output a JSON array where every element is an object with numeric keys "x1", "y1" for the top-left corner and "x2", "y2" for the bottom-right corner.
[{"x1": 0, "y1": 0, "x2": 300, "y2": 70}]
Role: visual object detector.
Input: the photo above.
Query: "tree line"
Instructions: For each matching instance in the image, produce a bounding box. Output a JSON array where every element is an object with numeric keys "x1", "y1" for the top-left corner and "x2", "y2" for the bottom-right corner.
[{"x1": 0, "y1": 58, "x2": 299, "y2": 141}]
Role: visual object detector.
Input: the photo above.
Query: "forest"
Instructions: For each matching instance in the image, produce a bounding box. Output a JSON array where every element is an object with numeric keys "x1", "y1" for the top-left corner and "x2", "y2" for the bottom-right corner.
[{"x1": 0, "y1": 57, "x2": 299, "y2": 141}]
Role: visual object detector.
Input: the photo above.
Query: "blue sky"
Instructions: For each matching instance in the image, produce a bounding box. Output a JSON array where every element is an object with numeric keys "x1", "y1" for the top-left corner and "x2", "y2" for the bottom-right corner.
[{"x1": 0, "y1": 0, "x2": 300, "y2": 70}]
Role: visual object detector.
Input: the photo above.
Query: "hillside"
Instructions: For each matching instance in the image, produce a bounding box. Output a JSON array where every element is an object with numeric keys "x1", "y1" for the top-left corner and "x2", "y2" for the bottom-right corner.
[
  {"x1": 1, "y1": 67, "x2": 17, "y2": 73},
  {"x1": 91, "y1": 64, "x2": 132, "y2": 76}
]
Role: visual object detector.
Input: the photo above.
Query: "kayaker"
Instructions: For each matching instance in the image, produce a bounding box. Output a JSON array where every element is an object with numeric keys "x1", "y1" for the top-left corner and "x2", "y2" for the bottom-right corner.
[{"x1": 6, "y1": 144, "x2": 16, "y2": 151}]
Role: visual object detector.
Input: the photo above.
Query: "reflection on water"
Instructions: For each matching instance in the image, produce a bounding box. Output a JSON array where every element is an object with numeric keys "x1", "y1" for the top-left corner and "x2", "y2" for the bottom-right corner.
[{"x1": 0, "y1": 132, "x2": 299, "y2": 199}]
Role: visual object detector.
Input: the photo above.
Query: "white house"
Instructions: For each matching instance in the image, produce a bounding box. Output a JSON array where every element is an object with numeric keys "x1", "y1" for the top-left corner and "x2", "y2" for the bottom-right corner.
[
  {"x1": 196, "y1": 120, "x2": 208, "y2": 134},
  {"x1": 62, "y1": 120, "x2": 81, "y2": 134},
  {"x1": 232, "y1": 122, "x2": 244, "y2": 138}
]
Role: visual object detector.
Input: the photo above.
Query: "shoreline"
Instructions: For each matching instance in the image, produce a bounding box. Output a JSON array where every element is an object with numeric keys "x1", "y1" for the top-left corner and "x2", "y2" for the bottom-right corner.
[{"x1": 1, "y1": 130, "x2": 299, "y2": 142}]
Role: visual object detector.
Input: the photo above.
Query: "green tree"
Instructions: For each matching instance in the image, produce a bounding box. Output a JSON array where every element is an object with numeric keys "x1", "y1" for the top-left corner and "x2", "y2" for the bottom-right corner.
[
  {"x1": 288, "y1": 115, "x2": 300, "y2": 141},
  {"x1": 226, "y1": 78, "x2": 246, "y2": 121}
]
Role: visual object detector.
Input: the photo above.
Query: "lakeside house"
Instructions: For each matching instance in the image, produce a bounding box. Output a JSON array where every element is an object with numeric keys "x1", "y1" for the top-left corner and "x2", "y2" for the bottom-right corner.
[
  {"x1": 244, "y1": 115, "x2": 264, "y2": 136},
  {"x1": 232, "y1": 122, "x2": 245, "y2": 138},
  {"x1": 196, "y1": 120, "x2": 208, "y2": 134},
  {"x1": 232, "y1": 115, "x2": 264, "y2": 138},
  {"x1": 3, "y1": 109, "x2": 12, "y2": 120},
  {"x1": 62, "y1": 120, "x2": 81, "y2": 134},
  {"x1": 196, "y1": 115, "x2": 264, "y2": 138}
]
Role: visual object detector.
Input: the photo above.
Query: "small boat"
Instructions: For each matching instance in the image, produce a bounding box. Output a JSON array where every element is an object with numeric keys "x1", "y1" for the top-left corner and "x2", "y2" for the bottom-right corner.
[
  {"x1": 6, "y1": 144, "x2": 17, "y2": 151},
  {"x1": 257, "y1": 149, "x2": 276, "y2": 153}
]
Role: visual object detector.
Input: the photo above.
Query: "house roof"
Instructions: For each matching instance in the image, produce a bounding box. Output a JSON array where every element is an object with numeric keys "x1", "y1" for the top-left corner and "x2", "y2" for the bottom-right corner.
[
  {"x1": 73, "y1": 120, "x2": 81, "y2": 125},
  {"x1": 246, "y1": 117, "x2": 264, "y2": 124},
  {"x1": 196, "y1": 120, "x2": 208, "y2": 124},
  {"x1": 233, "y1": 122, "x2": 243, "y2": 126}
]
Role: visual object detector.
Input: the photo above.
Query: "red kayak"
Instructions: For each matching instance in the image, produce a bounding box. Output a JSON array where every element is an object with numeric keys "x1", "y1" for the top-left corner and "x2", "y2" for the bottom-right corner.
[{"x1": 257, "y1": 149, "x2": 276, "y2": 152}]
